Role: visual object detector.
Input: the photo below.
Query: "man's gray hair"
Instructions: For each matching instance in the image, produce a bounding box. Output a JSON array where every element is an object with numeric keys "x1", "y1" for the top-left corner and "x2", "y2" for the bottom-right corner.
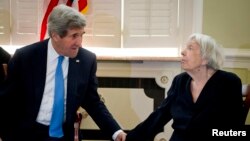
[{"x1": 47, "y1": 4, "x2": 86, "y2": 38}]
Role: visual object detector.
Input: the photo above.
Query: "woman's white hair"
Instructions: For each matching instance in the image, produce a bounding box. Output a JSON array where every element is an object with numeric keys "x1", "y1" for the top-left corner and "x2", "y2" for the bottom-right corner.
[{"x1": 188, "y1": 33, "x2": 224, "y2": 70}]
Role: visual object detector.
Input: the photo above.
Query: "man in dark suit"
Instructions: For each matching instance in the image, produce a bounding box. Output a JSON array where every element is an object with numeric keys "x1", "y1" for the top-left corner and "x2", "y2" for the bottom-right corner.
[{"x1": 0, "y1": 4, "x2": 126, "y2": 141}]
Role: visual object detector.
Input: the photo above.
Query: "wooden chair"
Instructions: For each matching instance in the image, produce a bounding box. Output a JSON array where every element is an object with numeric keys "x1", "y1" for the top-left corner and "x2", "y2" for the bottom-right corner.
[
  {"x1": 74, "y1": 112, "x2": 83, "y2": 141},
  {"x1": 0, "y1": 47, "x2": 11, "y2": 81},
  {"x1": 242, "y1": 84, "x2": 250, "y2": 123},
  {"x1": 0, "y1": 64, "x2": 8, "y2": 82},
  {"x1": 2, "y1": 64, "x2": 7, "y2": 77}
]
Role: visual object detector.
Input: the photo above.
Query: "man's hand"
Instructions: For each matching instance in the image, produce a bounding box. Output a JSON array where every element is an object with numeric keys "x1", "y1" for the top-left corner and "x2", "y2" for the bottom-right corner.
[{"x1": 115, "y1": 131, "x2": 127, "y2": 141}]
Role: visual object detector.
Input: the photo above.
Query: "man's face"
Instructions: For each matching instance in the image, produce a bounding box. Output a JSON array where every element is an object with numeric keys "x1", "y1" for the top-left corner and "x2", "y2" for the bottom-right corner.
[{"x1": 52, "y1": 28, "x2": 85, "y2": 58}]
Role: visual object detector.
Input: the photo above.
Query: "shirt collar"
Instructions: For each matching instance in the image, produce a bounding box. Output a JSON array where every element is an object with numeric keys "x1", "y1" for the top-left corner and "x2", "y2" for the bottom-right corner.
[{"x1": 48, "y1": 39, "x2": 69, "y2": 62}]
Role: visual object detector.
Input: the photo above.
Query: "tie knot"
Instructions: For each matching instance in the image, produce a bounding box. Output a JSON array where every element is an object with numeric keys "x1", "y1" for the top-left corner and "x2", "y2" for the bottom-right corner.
[{"x1": 58, "y1": 56, "x2": 64, "y2": 64}]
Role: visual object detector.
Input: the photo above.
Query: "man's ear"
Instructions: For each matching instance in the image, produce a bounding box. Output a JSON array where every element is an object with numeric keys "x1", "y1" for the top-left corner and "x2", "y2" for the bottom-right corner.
[{"x1": 51, "y1": 32, "x2": 60, "y2": 41}]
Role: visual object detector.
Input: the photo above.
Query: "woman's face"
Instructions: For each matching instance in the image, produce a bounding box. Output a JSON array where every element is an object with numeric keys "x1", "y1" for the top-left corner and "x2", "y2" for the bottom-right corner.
[{"x1": 181, "y1": 39, "x2": 207, "y2": 72}]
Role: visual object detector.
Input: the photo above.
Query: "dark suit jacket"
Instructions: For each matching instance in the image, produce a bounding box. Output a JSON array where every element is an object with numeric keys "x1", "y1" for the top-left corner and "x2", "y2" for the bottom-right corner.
[{"x1": 1, "y1": 39, "x2": 121, "y2": 141}]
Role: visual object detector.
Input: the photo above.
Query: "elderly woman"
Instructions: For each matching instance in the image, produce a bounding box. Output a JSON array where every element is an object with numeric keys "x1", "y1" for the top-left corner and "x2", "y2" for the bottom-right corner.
[{"x1": 125, "y1": 33, "x2": 244, "y2": 141}]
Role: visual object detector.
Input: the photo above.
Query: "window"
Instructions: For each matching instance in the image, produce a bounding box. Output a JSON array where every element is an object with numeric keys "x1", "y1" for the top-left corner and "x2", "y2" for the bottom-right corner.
[
  {"x1": 0, "y1": 0, "x2": 11, "y2": 45},
  {"x1": 0, "y1": 0, "x2": 203, "y2": 52}
]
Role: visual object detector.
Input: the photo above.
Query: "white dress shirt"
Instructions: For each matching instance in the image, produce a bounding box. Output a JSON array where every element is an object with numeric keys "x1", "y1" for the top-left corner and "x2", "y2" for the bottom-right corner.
[{"x1": 36, "y1": 39, "x2": 69, "y2": 125}]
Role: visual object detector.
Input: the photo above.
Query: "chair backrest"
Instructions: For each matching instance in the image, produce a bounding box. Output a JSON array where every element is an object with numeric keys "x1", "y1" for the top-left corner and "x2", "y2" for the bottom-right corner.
[
  {"x1": 74, "y1": 112, "x2": 83, "y2": 141},
  {"x1": 0, "y1": 46, "x2": 11, "y2": 79},
  {"x1": 1, "y1": 64, "x2": 8, "y2": 82},
  {"x1": 242, "y1": 84, "x2": 250, "y2": 123},
  {"x1": 2, "y1": 64, "x2": 7, "y2": 76}
]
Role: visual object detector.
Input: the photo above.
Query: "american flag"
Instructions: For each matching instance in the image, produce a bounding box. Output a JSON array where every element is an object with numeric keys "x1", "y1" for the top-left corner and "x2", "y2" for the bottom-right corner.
[{"x1": 40, "y1": 0, "x2": 88, "y2": 41}]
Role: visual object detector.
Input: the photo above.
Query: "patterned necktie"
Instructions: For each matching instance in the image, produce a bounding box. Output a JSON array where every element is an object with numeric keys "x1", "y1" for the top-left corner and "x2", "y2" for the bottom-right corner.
[{"x1": 49, "y1": 56, "x2": 64, "y2": 137}]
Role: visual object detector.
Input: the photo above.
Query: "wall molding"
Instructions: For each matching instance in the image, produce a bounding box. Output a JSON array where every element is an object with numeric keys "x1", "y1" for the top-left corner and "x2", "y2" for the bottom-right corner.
[{"x1": 223, "y1": 48, "x2": 250, "y2": 69}]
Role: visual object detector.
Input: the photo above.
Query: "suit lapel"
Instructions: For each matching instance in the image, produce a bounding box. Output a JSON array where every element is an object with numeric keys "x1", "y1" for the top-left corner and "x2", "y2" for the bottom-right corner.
[
  {"x1": 32, "y1": 40, "x2": 48, "y2": 113},
  {"x1": 66, "y1": 57, "x2": 80, "y2": 121}
]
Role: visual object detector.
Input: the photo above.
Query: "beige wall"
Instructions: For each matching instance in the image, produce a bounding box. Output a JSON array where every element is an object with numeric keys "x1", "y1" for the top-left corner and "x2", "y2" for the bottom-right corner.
[
  {"x1": 203, "y1": 0, "x2": 250, "y2": 124},
  {"x1": 203, "y1": 0, "x2": 250, "y2": 49}
]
